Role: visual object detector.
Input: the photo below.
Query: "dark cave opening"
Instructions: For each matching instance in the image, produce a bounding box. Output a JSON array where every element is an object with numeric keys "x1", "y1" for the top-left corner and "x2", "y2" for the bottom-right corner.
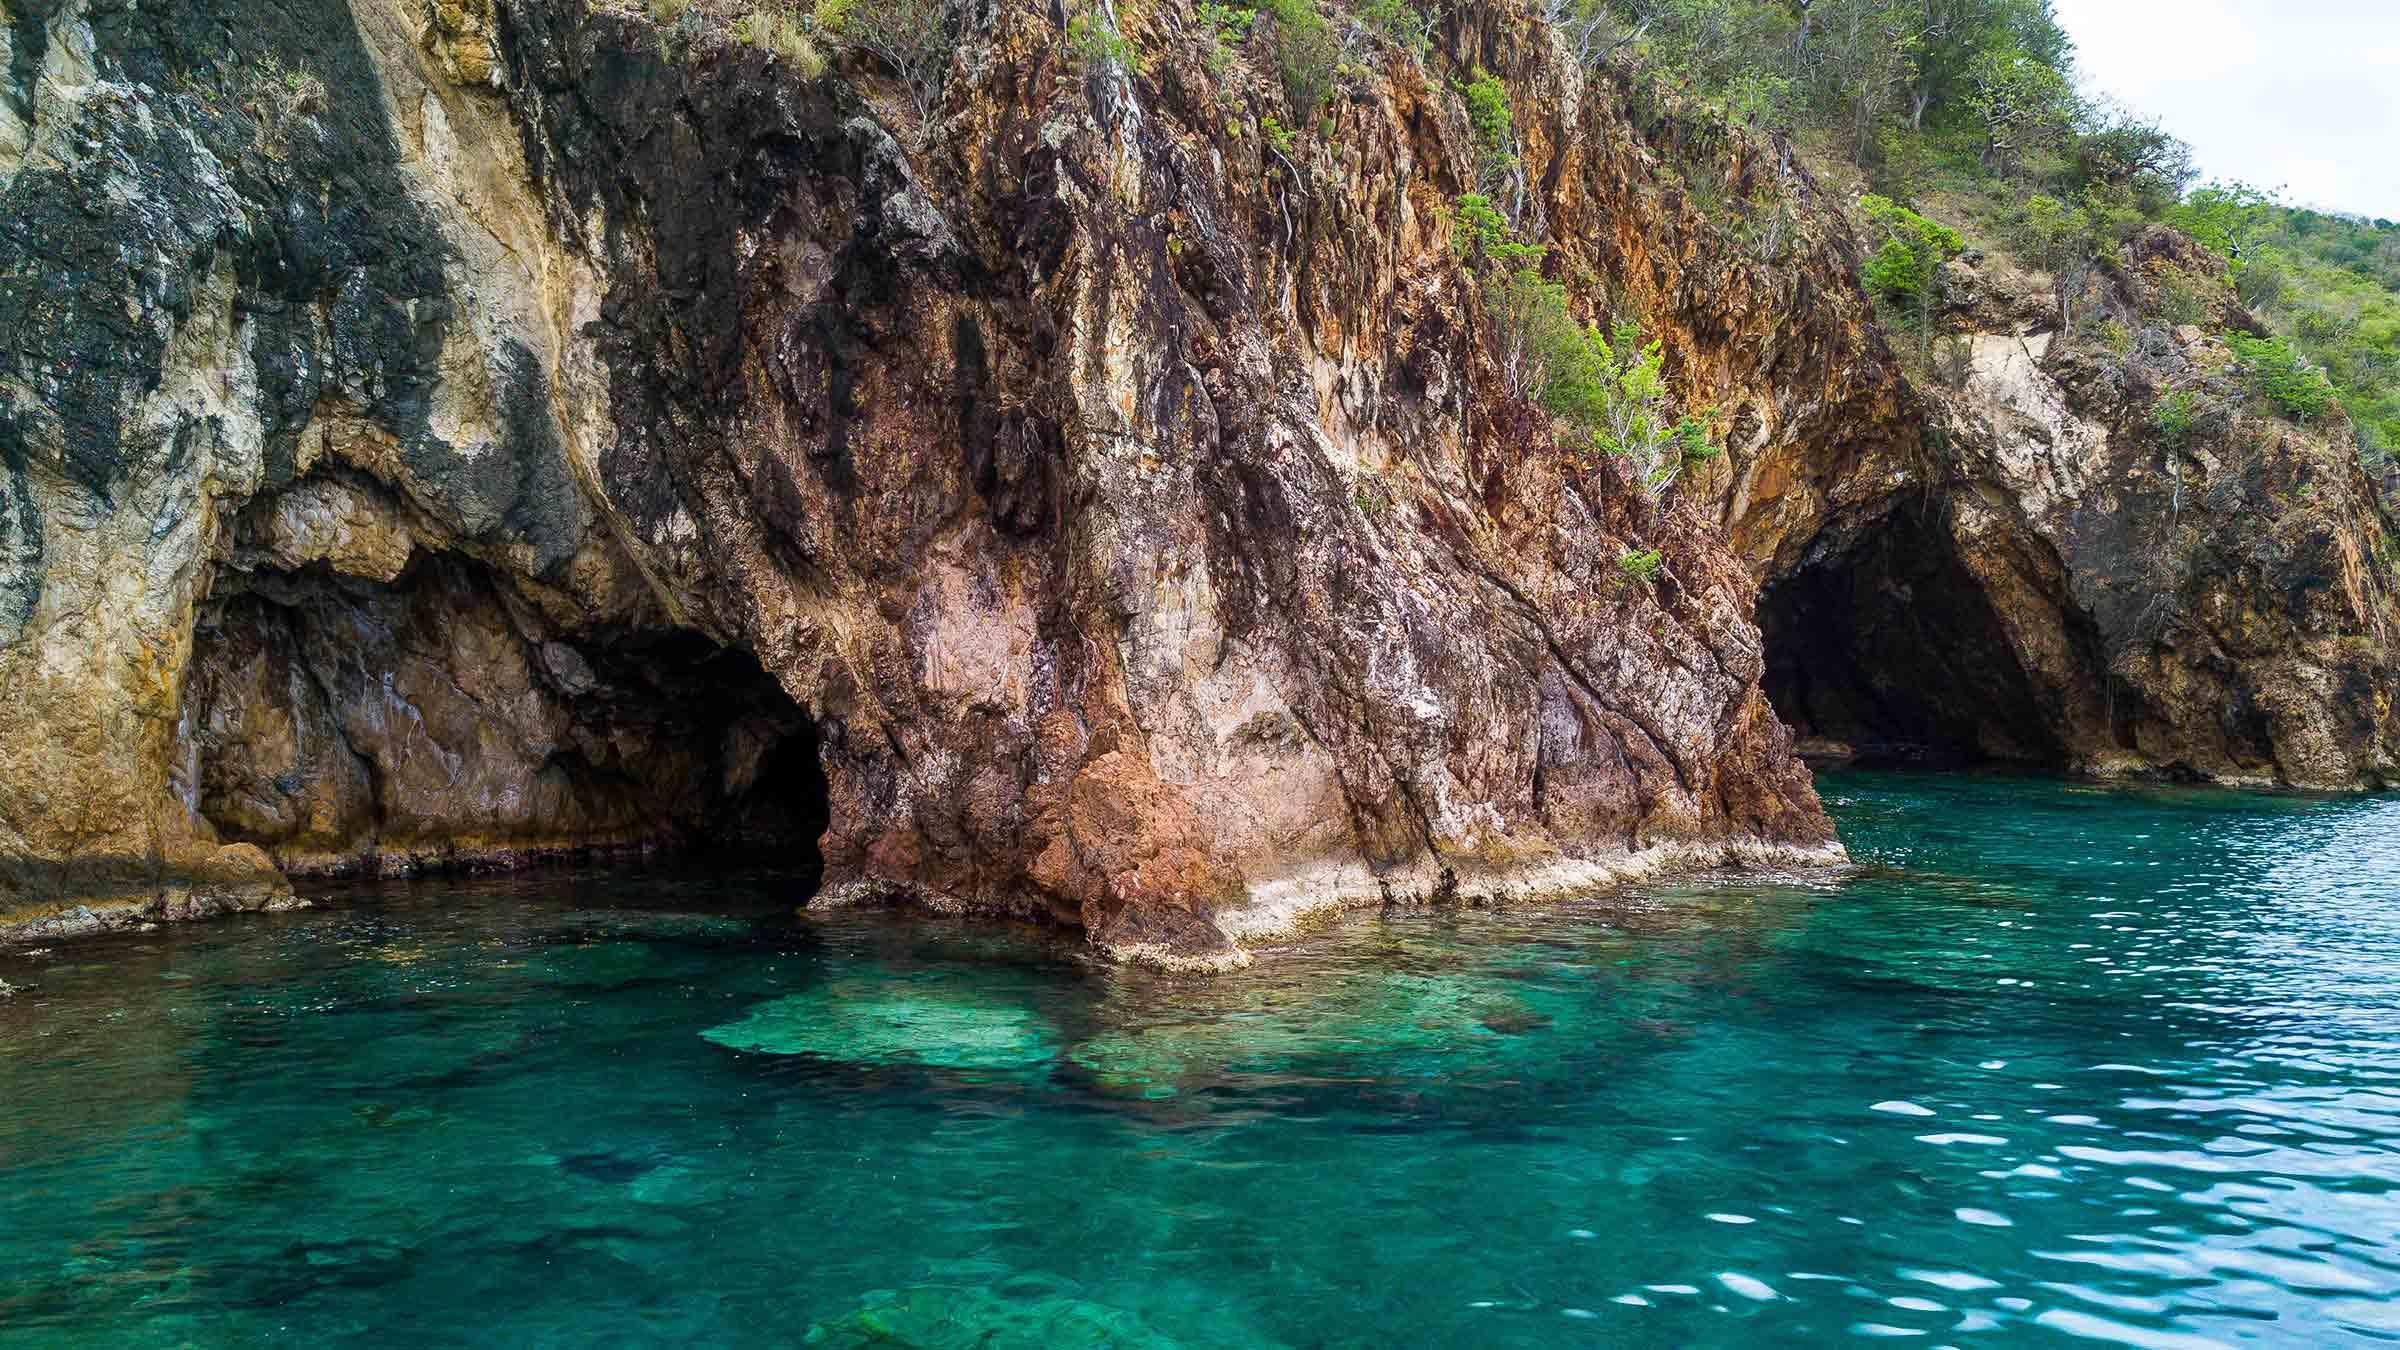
[
  {"x1": 1758, "y1": 503, "x2": 2067, "y2": 770},
  {"x1": 589, "y1": 630, "x2": 834, "y2": 869},
  {"x1": 183, "y1": 555, "x2": 834, "y2": 888},
  {"x1": 714, "y1": 724, "x2": 834, "y2": 858}
]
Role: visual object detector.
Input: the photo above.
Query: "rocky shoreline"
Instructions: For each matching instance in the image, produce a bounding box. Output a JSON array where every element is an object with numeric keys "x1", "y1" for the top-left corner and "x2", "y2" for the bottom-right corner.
[{"x1": 0, "y1": 0, "x2": 2390, "y2": 964}]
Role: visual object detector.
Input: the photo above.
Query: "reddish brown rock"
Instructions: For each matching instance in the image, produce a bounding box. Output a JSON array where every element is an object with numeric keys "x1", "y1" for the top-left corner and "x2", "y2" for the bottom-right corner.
[{"x1": 5, "y1": 0, "x2": 2388, "y2": 964}]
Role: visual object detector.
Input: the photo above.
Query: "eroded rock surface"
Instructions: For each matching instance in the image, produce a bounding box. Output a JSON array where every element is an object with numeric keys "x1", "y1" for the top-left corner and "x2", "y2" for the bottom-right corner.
[{"x1": 0, "y1": 0, "x2": 2389, "y2": 961}]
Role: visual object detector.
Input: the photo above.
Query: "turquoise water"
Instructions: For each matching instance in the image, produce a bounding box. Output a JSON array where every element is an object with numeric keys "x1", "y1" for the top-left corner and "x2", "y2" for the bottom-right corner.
[{"x1": 3, "y1": 771, "x2": 2398, "y2": 1346}]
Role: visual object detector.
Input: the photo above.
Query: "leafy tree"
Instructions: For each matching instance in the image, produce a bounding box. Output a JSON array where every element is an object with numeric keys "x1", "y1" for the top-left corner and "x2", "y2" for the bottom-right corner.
[
  {"x1": 1817, "y1": 0, "x2": 1919, "y2": 159},
  {"x1": 1723, "y1": 67, "x2": 1794, "y2": 125},
  {"x1": 2375, "y1": 234, "x2": 2400, "y2": 291},
  {"x1": 1904, "y1": 0, "x2": 2074, "y2": 87},
  {"x1": 1544, "y1": 0, "x2": 1645, "y2": 69},
  {"x1": 1645, "y1": 0, "x2": 1791, "y2": 79},
  {"x1": 2228, "y1": 333, "x2": 2338, "y2": 422},
  {"x1": 1963, "y1": 42, "x2": 2072, "y2": 173},
  {"x1": 2070, "y1": 97, "x2": 2196, "y2": 210},
  {"x1": 2169, "y1": 181, "x2": 2280, "y2": 270}
]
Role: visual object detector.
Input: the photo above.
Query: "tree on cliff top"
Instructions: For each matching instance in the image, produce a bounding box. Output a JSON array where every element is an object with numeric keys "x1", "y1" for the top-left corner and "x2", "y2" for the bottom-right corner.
[
  {"x1": 1561, "y1": 0, "x2": 2394, "y2": 477},
  {"x1": 2170, "y1": 182, "x2": 2280, "y2": 270}
]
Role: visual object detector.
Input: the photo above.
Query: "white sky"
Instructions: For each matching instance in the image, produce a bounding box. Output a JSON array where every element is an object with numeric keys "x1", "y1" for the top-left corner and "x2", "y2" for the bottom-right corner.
[{"x1": 2050, "y1": 0, "x2": 2400, "y2": 220}]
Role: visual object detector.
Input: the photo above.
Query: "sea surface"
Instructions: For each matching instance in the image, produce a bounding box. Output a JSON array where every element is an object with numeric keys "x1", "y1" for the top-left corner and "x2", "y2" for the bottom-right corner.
[{"x1": 3, "y1": 770, "x2": 2397, "y2": 1346}]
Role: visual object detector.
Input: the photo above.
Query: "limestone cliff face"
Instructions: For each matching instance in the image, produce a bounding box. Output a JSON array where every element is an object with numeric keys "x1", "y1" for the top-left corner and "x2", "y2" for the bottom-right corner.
[
  {"x1": 0, "y1": 0, "x2": 1848, "y2": 960},
  {"x1": 1761, "y1": 228, "x2": 2400, "y2": 789},
  {"x1": 0, "y1": 0, "x2": 2387, "y2": 959}
]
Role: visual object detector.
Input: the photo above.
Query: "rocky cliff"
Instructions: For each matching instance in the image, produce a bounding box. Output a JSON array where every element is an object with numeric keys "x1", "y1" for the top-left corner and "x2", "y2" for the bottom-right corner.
[
  {"x1": 0, "y1": 0, "x2": 2389, "y2": 962},
  {"x1": 1760, "y1": 228, "x2": 2400, "y2": 788}
]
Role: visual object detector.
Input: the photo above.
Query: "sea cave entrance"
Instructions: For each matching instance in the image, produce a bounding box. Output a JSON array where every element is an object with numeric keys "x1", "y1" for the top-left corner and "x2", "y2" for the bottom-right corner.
[
  {"x1": 594, "y1": 630, "x2": 835, "y2": 871},
  {"x1": 1756, "y1": 501, "x2": 2068, "y2": 771},
  {"x1": 183, "y1": 554, "x2": 834, "y2": 891}
]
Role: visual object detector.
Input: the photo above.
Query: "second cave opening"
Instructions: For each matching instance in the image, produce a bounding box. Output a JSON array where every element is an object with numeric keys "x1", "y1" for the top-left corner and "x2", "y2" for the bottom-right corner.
[{"x1": 1757, "y1": 502, "x2": 2068, "y2": 771}]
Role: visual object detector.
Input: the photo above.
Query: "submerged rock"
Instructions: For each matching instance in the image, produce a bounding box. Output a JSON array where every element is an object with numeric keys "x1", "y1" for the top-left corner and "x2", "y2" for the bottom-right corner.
[
  {"x1": 802, "y1": 1286, "x2": 1180, "y2": 1350},
  {"x1": 522, "y1": 941, "x2": 659, "y2": 991},
  {"x1": 549, "y1": 911, "x2": 755, "y2": 942},
  {"x1": 1068, "y1": 971, "x2": 1548, "y2": 1094},
  {"x1": 700, "y1": 980, "x2": 1060, "y2": 1070}
]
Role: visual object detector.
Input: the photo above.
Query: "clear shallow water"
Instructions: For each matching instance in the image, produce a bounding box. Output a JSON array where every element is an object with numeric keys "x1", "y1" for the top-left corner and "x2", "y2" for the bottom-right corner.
[{"x1": 3, "y1": 771, "x2": 2398, "y2": 1347}]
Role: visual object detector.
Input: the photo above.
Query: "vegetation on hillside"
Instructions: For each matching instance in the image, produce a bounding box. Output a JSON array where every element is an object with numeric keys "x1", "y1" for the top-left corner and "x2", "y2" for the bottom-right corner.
[
  {"x1": 645, "y1": 0, "x2": 2396, "y2": 482},
  {"x1": 2209, "y1": 203, "x2": 2400, "y2": 461},
  {"x1": 1572, "y1": 0, "x2": 2397, "y2": 473}
]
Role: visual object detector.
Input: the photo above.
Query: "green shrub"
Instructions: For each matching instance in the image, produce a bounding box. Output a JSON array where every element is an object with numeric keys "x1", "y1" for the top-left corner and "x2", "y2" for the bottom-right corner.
[
  {"x1": 2227, "y1": 333, "x2": 2337, "y2": 421},
  {"x1": 1357, "y1": 0, "x2": 1430, "y2": 57},
  {"x1": 1858, "y1": 194, "x2": 1963, "y2": 365},
  {"x1": 1196, "y1": 1, "x2": 1255, "y2": 75},
  {"x1": 2151, "y1": 264, "x2": 2220, "y2": 327},
  {"x1": 1857, "y1": 194, "x2": 1962, "y2": 310},
  {"x1": 1545, "y1": 319, "x2": 1721, "y2": 498},
  {"x1": 2234, "y1": 253, "x2": 2289, "y2": 310},
  {"x1": 1617, "y1": 549, "x2": 1665, "y2": 585},
  {"x1": 1261, "y1": 115, "x2": 1296, "y2": 157},
  {"x1": 1461, "y1": 69, "x2": 1516, "y2": 193},
  {"x1": 1068, "y1": 9, "x2": 1141, "y2": 73},
  {"x1": 1451, "y1": 194, "x2": 1504, "y2": 257},
  {"x1": 2080, "y1": 181, "x2": 2147, "y2": 248},
  {"x1": 1860, "y1": 240, "x2": 1921, "y2": 304},
  {"x1": 1463, "y1": 69, "x2": 1511, "y2": 147},
  {"x1": 733, "y1": 5, "x2": 826, "y2": 76},
  {"x1": 1267, "y1": 0, "x2": 1336, "y2": 117},
  {"x1": 1452, "y1": 192, "x2": 1547, "y2": 268},
  {"x1": 2150, "y1": 390, "x2": 2197, "y2": 448},
  {"x1": 2012, "y1": 192, "x2": 2103, "y2": 324},
  {"x1": 1485, "y1": 264, "x2": 1582, "y2": 401}
]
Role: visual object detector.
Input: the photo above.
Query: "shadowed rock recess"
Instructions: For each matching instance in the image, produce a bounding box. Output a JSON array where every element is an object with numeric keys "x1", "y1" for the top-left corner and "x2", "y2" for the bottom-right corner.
[{"x1": 0, "y1": 0, "x2": 2391, "y2": 963}]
